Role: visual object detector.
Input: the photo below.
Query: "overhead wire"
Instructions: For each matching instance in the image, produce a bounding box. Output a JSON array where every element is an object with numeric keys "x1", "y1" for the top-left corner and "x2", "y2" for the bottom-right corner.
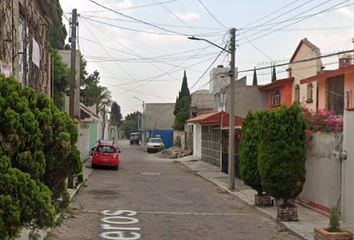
[
  {"x1": 198, "y1": 0, "x2": 228, "y2": 29},
  {"x1": 87, "y1": 0, "x2": 190, "y2": 36}
]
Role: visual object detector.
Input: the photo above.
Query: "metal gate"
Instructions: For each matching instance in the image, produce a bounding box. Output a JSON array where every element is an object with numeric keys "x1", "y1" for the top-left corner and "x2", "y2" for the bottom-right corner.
[
  {"x1": 201, "y1": 126, "x2": 221, "y2": 167},
  {"x1": 221, "y1": 130, "x2": 241, "y2": 178}
]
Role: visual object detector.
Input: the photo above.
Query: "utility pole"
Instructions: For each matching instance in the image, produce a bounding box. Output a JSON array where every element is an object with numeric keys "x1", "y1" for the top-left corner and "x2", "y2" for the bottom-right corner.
[
  {"x1": 228, "y1": 28, "x2": 236, "y2": 190},
  {"x1": 68, "y1": 8, "x2": 77, "y2": 189},
  {"x1": 69, "y1": 8, "x2": 77, "y2": 119}
]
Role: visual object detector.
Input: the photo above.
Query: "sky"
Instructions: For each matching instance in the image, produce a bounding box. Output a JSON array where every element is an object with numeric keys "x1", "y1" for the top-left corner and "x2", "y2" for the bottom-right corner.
[{"x1": 57, "y1": 0, "x2": 354, "y2": 117}]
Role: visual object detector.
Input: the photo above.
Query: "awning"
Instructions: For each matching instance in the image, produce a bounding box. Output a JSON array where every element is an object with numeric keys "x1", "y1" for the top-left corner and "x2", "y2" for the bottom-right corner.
[
  {"x1": 187, "y1": 111, "x2": 243, "y2": 128},
  {"x1": 300, "y1": 64, "x2": 354, "y2": 84}
]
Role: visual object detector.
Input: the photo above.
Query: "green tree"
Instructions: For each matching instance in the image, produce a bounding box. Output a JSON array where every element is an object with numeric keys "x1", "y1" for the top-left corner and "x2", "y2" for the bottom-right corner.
[
  {"x1": 110, "y1": 102, "x2": 122, "y2": 127},
  {"x1": 174, "y1": 70, "x2": 191, "y2": 116},
  {"x1": 80, "y1": 70, "x2": 102, "y2": 107},
  {"x1": 48, "y1": 0, "x2": 67, "y2": 49},
  {"x1": 120, "y1": 120, "x2": 138, "y2": 139},
  {"x1": 173, "y1": 97, "x2": 190, "y2": 130},
  {"x1": 252, "y1": 67, "x2": 258, "y2": 86},
  {"x1": 239, "y1": 111, "x2": 263, "y2": 195},
  {"x1": 258, "y1": 104, "x2": 307, "y2": 207},
  {"x1": 125, "y1": 111, "x2": 140, "y2": 122},
  {"x1": 0, "y1": 76, "x2": 82, "y2": 238},
  {"x1": 50, "y1": 47, "x2": 70, "y2": 110}
]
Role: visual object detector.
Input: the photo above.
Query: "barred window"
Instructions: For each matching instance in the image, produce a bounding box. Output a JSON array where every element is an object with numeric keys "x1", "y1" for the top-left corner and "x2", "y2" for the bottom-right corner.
[{"x1": 272, "y1": 90, "x2": 281, "y2": 106}]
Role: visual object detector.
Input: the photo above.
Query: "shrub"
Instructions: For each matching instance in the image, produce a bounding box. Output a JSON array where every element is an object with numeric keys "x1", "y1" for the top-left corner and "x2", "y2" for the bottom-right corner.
[
  {"x1": 239, "y1": 111, "x2": 264, "y2": 195},
  {"x1": 258, "y1": 104, "x2": 307, "y2": 207},
  {"x1": 0, "y1": 76, "x2": 82, "y2": 237},
  {"x1": 328, "y1": 205, "x2": 341, "y2": 232},
  {"x1": 174, "y1": 135, "x2": 182, "y2": 147}
]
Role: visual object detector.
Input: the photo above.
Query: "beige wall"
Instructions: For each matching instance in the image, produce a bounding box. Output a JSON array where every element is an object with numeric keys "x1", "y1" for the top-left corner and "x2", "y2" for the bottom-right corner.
[
  {"x1": 342, "y1": 110, "x2": 354, "y2": 226},
  {"x1": 144, "y1": 103, "x2": 175, "y2": 130},
  {"x1": 221, "y1": 77, "x2": 268, "y2": 118},
  {"x1": 299, "y1": 133, "x2": 342, "y2": 212},
  {"x1": 192, "y1": 123, "x2": 202, "y2": 158},
  {"x1": 290, "y1": 43, "x2": 322, "y2": 110}
]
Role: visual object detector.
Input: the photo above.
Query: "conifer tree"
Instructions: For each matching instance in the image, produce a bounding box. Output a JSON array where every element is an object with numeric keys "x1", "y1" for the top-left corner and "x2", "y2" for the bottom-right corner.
[
  {"x1": 174, "y1": 70, "x2": 191, "y2": 116},
  {"x1": 258, "y1": 104, "x2": 307, "y2": 207},
  {"x1": 239, "y1": 111, "x2": 263, "y2": 194},
  {"x1": 252, "y1": 67, "x2": 258, "y2": 86},
  {"x1": 271, "y1": 64, "x2": 277, "y2": 82}
]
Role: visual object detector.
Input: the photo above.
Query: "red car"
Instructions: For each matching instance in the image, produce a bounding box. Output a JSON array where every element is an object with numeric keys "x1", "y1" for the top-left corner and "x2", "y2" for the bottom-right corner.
[{"x1": 91, "y1": 143, "x2": 121, "y2": 170}]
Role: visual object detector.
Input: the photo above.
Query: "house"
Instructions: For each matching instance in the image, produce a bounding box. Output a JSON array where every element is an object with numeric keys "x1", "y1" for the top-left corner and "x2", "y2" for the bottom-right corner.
[
  {"x1": 289, "y1": 38, "x2": 322, "y2": 108},
  {"x1": 190, "y1": 90, "x2": 214, "y2": 117},
  {"x1": 142, "y1": 103, "x2": 175, "y2": 149},
  {"x1": 258, "y1": 77, "x2": 294, "y2": 108},
  {"x1": 0, "y1": 0, "x2": 54, "y2": 95},
  {"x1": 187, "y1": 111, "x2": 243, "y2": 176}
]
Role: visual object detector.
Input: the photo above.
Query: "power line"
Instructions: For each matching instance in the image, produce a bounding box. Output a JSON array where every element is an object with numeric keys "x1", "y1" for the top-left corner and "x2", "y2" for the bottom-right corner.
[
  {"x1": 77, "y1": 14, "x2": 224, "y2": 30},
  {"x1": 86, "y1": 0, "x2": 190, "y2": 36},
  {"x1": 198, "y1": 0, "x2": 228, "y2": 29},
  {"x1": 238, "y1": 0, "x2": 351, "y2": 45}
]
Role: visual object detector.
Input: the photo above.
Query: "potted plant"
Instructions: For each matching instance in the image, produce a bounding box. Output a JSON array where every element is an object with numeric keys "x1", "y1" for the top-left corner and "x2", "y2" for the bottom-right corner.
[
  {"x1": 239, "y1": 111, "x2": 272, "y2": 206},
  {"x1": 258, "y1": 104, "x2": 307, "y2": 221},
  {"x1": 314, "y1": 205, "x2": 353, "y2": 240}
]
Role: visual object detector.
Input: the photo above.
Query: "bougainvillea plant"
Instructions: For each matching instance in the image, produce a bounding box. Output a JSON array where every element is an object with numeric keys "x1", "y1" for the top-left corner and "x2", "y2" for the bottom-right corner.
[{"x1": 301, "y1": 105, "x2": 343, "y2": 147}]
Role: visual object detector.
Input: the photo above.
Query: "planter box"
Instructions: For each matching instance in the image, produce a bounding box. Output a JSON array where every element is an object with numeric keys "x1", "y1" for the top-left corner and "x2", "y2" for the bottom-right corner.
[
  {"x1": 277, "y1": 205, "x2": 298, "y2": 221},
  {"x1": 255, "y1": 194, "x2": 273, "y2": 206},
  {"x1": 314, "y1": 228, "x2": 353, "y2": 240}
]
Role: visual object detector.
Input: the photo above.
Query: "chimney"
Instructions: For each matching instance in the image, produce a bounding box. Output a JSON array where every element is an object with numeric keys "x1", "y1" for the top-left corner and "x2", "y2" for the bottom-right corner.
[{"x1": 339, "y1": 54, "x2": 352, "y2": 68}]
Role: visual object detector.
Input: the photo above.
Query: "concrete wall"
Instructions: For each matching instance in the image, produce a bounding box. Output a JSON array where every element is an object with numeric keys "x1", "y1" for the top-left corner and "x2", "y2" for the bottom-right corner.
[
  {"x1": 342, "y1": 110, "x2": 354, "y2": 226},
  {"x1": 299, "y1": 132, "x2": 342, "y2": 213},
  {"x1": 144, "y1": 103, "x2": 175, "y2": 130},
  {"x1": 222, "y1": 77, "x2": 268, "y2": 118},
  {"x1": 191, "y1": 90, "x2": 214, "y2": 115},
  {"x1": 193, "y1": 123, "x2": 202, "y2": 158},
  {"x1": 78, "y1": 122, "x2": 90, "y2": 162}
]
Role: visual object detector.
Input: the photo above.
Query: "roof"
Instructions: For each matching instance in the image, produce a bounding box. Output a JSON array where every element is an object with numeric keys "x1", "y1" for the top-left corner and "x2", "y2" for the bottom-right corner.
[
  {"x1": 258, "y1": 77, "x2": 294, "y2": 91},
  {"x1": 290, "y1": 38, "x2": 320, "y2": 63},
  {"x1": 300, "y1": 64, "x2": 354, "y2": 84},
  {"x1": 80, "y1": 103, "x2": 100, "y2": 121},
  {"x1": 186, "y1": 111, "x2": 225, "y2": 124},
  {"x1": 186, "y1": 111, "x2": 243, "y2": 127}
]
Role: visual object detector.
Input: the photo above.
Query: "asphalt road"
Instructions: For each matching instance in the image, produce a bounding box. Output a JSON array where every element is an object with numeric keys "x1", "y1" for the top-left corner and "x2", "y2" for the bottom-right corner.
[{"x1": 48, "y1": 140, "x2": 300, "y2": 240}]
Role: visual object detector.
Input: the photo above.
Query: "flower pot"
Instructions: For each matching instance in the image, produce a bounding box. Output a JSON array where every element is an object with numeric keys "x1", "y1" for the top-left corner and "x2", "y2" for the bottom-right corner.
[
  {"x1": 254, "y1": 194, "x2": 273, "y2": 207},
  {"x1": 314, "y1": 227, "x2": 353, "y2": 240},
  {"x1": 277, "y1": 204, "x2": 298, "y2": 221}
]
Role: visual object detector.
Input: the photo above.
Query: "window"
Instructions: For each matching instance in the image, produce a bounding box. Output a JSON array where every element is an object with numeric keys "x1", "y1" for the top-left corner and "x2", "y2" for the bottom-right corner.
[
  {"x1": 218, "y1": 92, "x2": 225, "y2": 111},
  {"x1": 307, "y1": 83, "x2": 313, "y2": 102},
  {"x1": 294, "y1": 84, "x2": 300, "y2": 103},
  {"x1": 327, "y1": 76, "x2": 344, "y2": 115},
  {"x1": 272, "y1": 90, "x2": 281, "y2": 106},
  {"x1": 19, "y1": 16, "x2": 25, "y2": 85}
]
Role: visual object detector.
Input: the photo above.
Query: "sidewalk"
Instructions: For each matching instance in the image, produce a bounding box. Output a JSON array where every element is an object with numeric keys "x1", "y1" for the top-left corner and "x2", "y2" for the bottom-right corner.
[
  {"x1": 19, "y1": 159, "x2": 94, "y2": 240},
  {"x1": 177, "y1": 155, "x2": 354, "y2": 240}
]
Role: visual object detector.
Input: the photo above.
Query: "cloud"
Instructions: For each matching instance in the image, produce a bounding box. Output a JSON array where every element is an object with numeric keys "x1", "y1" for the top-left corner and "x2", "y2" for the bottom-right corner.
[
  {"x1": 336, "y1": 7, "x2": 354, "y2": 19},
  {"x1": 171, "y1": 12, "x2": 200, "y2": 21}
]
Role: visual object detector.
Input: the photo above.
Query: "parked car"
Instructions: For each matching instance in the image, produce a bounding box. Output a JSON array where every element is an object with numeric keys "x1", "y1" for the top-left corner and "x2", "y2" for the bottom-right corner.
[
  {"x1": 130, "y1": 132, "x2": 140, "y2": 145},
  {"x1": 91, "y1": 143, "x2": 121, "y2": 170},
  {"x1": 90, "y1": 139, "x2": 115, "y2": 156},
  {"x1": 146, "y1": 137, "x2": 164, "y2": 153}
]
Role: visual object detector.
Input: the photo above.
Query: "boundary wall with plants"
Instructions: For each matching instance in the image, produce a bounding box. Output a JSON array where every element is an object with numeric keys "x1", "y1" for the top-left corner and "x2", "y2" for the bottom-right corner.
[{"x1": 298, "y1": 132, "x2": 342, "y2": 214}]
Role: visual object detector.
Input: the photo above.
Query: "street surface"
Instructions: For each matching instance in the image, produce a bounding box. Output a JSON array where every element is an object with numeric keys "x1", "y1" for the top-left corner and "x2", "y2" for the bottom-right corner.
[{"x1": 48, "y1": 140, "x2": 300, "y2": 240}]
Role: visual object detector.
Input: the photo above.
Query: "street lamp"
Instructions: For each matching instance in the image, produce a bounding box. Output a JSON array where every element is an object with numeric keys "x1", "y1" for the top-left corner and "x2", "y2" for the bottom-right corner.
[
  {"x1": 133, "y1": 96, "x2": 145, "y2": 143},
  {"x1": 188, "y1": 28, "x2": 237, "y2": 190}
]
